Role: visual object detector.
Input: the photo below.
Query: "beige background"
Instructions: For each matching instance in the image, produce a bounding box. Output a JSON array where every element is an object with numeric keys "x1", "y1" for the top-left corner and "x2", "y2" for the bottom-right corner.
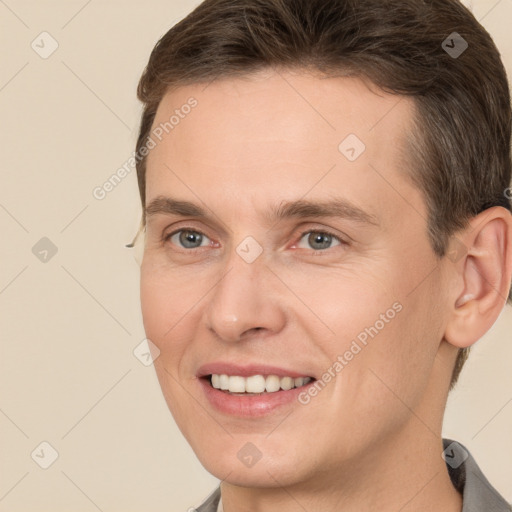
[{"x1": 0, "y1": 0, "x2": 511, "y2": 510}]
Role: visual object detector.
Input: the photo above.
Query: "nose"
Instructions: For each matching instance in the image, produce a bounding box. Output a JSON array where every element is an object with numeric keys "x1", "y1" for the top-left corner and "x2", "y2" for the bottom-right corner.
[{"x1": 204, "y1": 254, "x2": 287, "y2": 343}]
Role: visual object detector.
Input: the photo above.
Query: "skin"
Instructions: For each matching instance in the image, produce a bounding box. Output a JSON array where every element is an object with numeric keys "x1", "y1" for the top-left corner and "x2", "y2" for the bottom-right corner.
[{"x1": 139, "y1": 68, "x2": 512, "y2": 512}]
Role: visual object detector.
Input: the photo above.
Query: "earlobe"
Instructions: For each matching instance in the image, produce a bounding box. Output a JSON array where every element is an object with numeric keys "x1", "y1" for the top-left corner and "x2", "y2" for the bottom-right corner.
[{"x1": 444, "y1": 207, "x2": 512, "y2": 349}]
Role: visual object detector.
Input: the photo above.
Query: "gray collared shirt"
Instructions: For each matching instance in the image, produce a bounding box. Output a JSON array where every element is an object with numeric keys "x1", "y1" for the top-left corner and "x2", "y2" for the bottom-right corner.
[{"x1": 195, "y1": 439, "x2": 510, "y2": 511}]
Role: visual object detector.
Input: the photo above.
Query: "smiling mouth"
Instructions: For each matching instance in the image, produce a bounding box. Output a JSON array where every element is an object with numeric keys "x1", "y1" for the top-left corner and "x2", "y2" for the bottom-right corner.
[{"x1": 206, "y1": 374, "x2": 315, "y2": 395}]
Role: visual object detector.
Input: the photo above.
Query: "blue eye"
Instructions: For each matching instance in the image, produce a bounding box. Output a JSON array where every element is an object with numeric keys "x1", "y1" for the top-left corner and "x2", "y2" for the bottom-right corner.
[
  {"x1": 296, "y1": 231, "x2": 342, "y2": 251},
  {"x1": 167, "y1": 229, "x2": 211, "y2": 249}
]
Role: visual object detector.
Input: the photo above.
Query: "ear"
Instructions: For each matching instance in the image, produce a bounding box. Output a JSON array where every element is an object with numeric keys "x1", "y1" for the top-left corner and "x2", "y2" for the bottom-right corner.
[{"x1": 444, "y1": 206, "x2": 512, "y2": 349}]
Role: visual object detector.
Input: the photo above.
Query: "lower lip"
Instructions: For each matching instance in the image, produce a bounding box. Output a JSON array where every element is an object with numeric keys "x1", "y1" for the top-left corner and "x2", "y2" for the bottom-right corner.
[{"x1": 199, "y1": 378, "x2": 314, "y2": 417}]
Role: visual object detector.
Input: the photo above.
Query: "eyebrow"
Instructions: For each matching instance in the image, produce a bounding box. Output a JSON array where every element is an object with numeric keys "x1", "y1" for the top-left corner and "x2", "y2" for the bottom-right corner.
[{"x1": 145, "y1": 196, "x2": 379, "y2": 226}]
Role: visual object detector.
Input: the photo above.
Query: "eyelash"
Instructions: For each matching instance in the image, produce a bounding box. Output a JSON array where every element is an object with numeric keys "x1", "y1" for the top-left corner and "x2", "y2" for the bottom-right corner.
[{"x1": 163, "y1": 227, "x2": 347, "y2": 252}]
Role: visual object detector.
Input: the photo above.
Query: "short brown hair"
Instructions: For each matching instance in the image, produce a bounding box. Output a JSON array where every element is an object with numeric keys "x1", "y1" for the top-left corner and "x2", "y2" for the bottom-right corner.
[{"x1": 135, "y1": 0, "x2": 512, "y2": 387}]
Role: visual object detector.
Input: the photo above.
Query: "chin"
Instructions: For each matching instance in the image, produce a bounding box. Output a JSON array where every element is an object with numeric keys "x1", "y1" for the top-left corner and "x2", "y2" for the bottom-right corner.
[
  {"x1": 204, "y1": 461, "x2": 298, "y2": 488},
  {"x1": 192, "y1": 441, "x2": 306, "y2": 488}
]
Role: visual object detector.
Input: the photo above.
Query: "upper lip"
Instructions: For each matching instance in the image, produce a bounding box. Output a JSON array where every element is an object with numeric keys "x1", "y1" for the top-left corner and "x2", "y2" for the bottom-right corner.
[{"x1": 197, "y1": 362, "x2": 315, "y2": 379}]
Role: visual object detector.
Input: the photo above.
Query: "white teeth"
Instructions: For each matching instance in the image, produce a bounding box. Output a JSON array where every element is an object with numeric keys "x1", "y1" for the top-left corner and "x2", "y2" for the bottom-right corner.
[
  {"x1": 219, "y1": 374, "x2": 229, "y2": 390},
  {"x1": 246, "y1": 375, "x2": 266, "y2": 393},
  {"x1": 210, "y1": 374, "x2": 313, "y2": 393},
  {"x1": 280, "y1": 376, "x2": 293, "y2": 390},
  {"x1": 228, "y1": 375, "x2": 246, "y2": 393},
  {"x1": 265, "y1": 375, "x2": 281, "y2": 392}
]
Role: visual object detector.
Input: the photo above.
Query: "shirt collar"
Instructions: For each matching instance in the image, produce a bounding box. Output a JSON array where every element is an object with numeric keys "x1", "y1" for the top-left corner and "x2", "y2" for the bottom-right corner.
[{"x1": 443, "y1": 439, "x2": 510, "y2": 511}]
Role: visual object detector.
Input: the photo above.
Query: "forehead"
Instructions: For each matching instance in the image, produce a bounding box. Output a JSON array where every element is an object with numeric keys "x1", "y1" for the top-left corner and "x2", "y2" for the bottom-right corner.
[{"x1": 145, "y1": 69, "x2": 420, "y2": 226}]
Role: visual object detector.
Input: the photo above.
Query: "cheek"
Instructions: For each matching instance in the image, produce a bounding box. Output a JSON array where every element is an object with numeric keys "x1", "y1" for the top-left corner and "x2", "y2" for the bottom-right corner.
[
  {"x1": 140, "y1": 270, "x2": 167, "y2": 346},
  {"x1": 140, "y1": 261, "x2": 212, "y2": 401},
  {"x1": 298, "y1": 260, "x2": 441, "y2": 405},
  {"x1": 140, "y1": 269, "x2": 196, "y2": 423},
  {"x1": 140, "y1": 264, "x2": 191, "y2": 370},
  {"x1": 140, "y1": 259, "x2": 194, "y2": 337},
  {"x1": 340, "y1": 288, "x2": 444, "y2": 423}
]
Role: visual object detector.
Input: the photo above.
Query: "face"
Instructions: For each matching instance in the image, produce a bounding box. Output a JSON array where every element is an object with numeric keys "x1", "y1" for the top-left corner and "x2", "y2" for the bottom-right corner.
[{"x1": 140, "y1": 69, "x2": 453, "y2": 489}]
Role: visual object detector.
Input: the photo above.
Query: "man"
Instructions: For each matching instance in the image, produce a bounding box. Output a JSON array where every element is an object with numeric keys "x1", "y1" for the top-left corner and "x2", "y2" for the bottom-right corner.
[{"x1": 132, "y1": 0, "x2": 512, "y2": 510}]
